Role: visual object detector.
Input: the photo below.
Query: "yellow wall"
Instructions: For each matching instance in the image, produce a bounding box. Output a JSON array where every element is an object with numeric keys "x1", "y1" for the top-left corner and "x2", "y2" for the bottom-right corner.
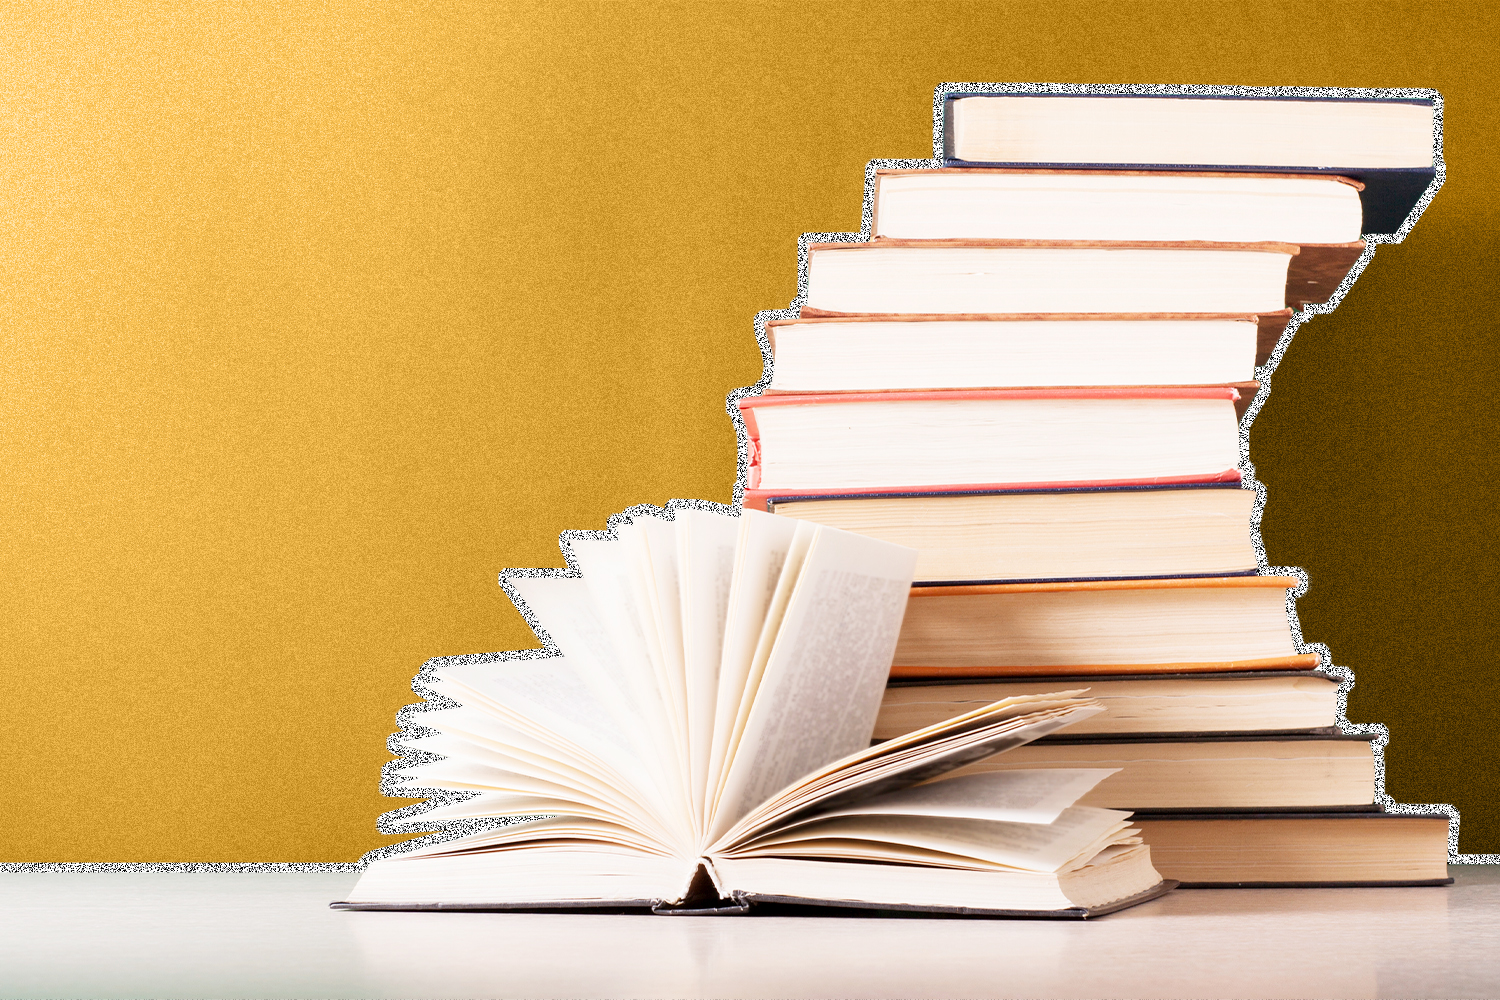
[{"x1": 4, "y1": 2, "x2": 1496, "y2": 860}]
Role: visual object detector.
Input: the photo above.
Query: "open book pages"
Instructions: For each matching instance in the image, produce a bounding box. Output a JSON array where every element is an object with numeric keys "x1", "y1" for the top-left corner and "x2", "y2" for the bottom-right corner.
[{"x1": 340, "y1": 505, "x2": 1167, "y2": 915}]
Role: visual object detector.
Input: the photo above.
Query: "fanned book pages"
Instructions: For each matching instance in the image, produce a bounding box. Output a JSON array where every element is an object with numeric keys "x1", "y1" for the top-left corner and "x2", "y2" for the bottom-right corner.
[{"x1": 334, "y1": 506, "x2": 1172, "y2": 917}]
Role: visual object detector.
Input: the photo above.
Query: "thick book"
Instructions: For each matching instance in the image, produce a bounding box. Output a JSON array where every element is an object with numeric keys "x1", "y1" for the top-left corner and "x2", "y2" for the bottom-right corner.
[
  {"x1": 1131, "y1": 810, "x2": 1452, "y2": 887},
  {"x1": 873, "y1": 169, "x2": 1365, "y2": 244},
  {"x1": 336, "y1": 506, "x2": 1169, "y2": 917},
  {"x1": 765, "y1": 313, "x2": 1262, "y2": 394},
  {"x1": 801, "y1": 240, "x2": 1364, "y2": 315},
  {"x1": 892, "y1": 576, "x2": 1317, "y2": 679},
  {"x1": 940, "y1": 93, "x2": 1437, "y2": 234},
  {"x1": 877, "y1": 671, "x2": 1341, "y2": 740},
  {"x1": 762, "y1": 483, "x2": 1257, "y2": 586},
  {"x1": 738, "y1": 388, "x2": 1242, "y2": 496},
  {"x1": 941, "y1": 733, "x2": 1376, "y2": 812}
]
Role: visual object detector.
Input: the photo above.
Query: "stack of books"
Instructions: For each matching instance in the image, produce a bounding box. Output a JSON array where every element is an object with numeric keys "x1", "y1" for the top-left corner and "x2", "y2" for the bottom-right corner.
[{"x1": 743, "y1": 90, "x2": 1451, "y2": 887}]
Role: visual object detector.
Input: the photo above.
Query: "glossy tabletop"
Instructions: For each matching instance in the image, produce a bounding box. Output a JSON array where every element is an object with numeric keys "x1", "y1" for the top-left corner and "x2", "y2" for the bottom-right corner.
[{"x1": 2, "y1": 867, "x2": 1498, "y2": 999}]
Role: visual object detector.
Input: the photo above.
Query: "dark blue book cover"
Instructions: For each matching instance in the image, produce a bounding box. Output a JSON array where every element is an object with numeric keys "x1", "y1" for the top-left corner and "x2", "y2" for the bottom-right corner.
[{"x1": 941, "y1": 92, "x2": 1437, "y2": 235}]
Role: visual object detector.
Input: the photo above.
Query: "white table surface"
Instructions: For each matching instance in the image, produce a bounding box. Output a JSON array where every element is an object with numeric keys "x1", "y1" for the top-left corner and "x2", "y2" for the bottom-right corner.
[{"x1": 2, "y1": 866, "x2": 1498, "y2": 999}]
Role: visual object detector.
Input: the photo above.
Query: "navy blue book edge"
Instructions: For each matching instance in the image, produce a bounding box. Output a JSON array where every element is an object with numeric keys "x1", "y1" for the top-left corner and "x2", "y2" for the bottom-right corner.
[{"x1": 940, "y1": 94, "x2": 1437, "y2": 236}]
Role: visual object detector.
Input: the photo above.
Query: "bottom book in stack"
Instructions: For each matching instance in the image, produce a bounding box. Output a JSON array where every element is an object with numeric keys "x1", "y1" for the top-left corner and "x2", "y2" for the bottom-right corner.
[
  {"x1": 1129, "y1": 812, "x2": 1450, "y2": 887},
  {"x1": 876, "y1": 670, "x2": 1452, "y2": 887}
]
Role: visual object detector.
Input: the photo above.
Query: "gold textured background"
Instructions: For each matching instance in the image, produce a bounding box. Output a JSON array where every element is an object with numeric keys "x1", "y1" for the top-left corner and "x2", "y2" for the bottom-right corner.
[{"x1": 3, "y1": 2, "x2": 1497, "y2": 860}]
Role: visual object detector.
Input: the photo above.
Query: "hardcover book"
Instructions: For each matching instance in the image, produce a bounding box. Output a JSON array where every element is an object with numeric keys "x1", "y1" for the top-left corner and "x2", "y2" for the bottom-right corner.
[
  {"x1": 801, "y1": 240, "x2": 1364, "y2": 314},
  {"x1": 762, "y1": 483, "x2": 1258, "y2": 585},
  {"x1": 1131, "y1": 811, "x2": 1452, "y2": 887},
  {"x1": 767, "y1": 311, "x2": 1294, "y2": 373},
  {"x1": 872, "y1": 169, "x2": 1365, "y2": 244},
  {"x1": 764, "y1": 313, "x2": 1261, "y2": 393},
  {"x1": 738, "y1": 387, "x2": 1243, "y2": 495},
  {"x1": 940, "y1": 93, "x2": 1437, "y2": 234},
  {"x1": 941, "y1": 732, "x2": 1377, "y2": 812},
  {"x1": 876, "y1": 671, "x2": 1342, "y2": 740},
  {"x1": 891, "y1": 576, "x2": 1318, "y2": 679}
]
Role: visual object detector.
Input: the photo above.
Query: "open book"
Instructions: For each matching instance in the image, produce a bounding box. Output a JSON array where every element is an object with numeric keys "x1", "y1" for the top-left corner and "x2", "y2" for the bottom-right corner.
[{"x1": 335, "y1": 503, "x2": 1171, "y2": 917}]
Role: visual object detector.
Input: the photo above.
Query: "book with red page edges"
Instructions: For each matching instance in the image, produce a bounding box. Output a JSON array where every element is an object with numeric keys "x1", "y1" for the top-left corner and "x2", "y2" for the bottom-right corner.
[{"x1": 738, "y1": 386, "x2": 1242, "y2": 507}]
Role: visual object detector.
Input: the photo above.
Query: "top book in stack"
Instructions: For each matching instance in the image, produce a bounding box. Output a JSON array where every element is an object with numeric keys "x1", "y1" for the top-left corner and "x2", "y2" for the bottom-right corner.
[{"x1": 940, "y1": 92, "x2": 1437, "y2": 235}]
